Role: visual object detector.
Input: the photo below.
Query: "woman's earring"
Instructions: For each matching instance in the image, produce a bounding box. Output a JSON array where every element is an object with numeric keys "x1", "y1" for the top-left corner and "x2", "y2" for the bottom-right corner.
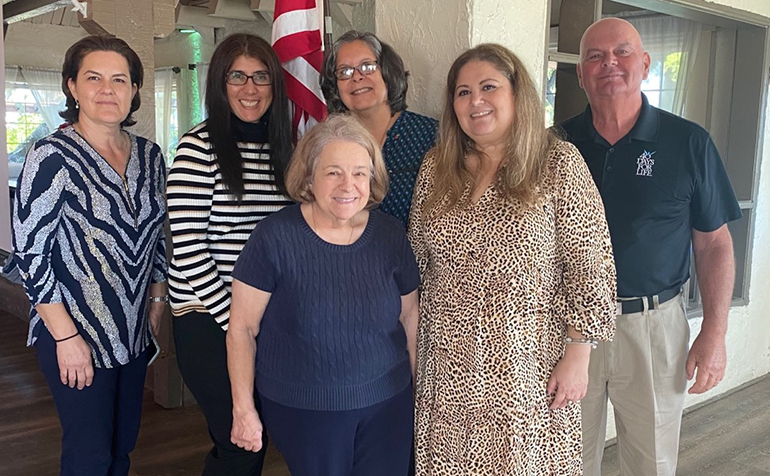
[{"x1": 75, "y1": 99, "x2": 79, "y2": 110}]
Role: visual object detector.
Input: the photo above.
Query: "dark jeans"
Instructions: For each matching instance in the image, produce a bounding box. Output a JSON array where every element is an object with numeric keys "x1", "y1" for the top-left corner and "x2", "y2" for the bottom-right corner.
[
  {"x1": 261, "y1": 383, "x2": 414, "y2": 476},
  {"x1": 173, "y1": 311, "x2": 267, "y2": 476},
  {"x1": 36, "y1": 327, "x2": 149, "y2": 476}
]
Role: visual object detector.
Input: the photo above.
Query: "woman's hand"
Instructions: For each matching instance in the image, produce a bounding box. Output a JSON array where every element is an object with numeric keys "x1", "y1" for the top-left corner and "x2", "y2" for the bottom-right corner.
[
  {"x1": 148, "y1": 301, "x2": 165, "y2": 337},
  {"x1": 547, "y1": 344, "x2": 592, "y2": 409},
  {"x1": 231, "y1": 407, "x2": 264, "y2": 453},
  {"x1": 56, "y1": 335, "x2": 94, "y2": 390}
]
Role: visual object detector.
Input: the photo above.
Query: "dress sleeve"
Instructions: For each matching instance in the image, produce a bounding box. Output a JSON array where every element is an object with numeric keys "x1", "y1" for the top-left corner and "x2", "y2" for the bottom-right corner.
[
  {"x1": 12, "y1": 141, "x2": 69, "y2": 307},
  {"x1": 151, "y1": 145, "x2": 168, "y2": 284},
  {"x1": 552, "y1": 141, "x2": 616, "y2": 341},
  {"x1": 167, "y1": 132, "x2": 231, "y2": 323},
  {"x1": 407, "y1": 149, "x2": 436, "y2": 280}
]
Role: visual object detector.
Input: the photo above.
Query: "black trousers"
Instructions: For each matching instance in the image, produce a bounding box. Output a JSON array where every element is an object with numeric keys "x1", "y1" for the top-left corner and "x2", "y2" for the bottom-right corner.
[
  {"x1": 36, "y1": 327, "x2": 149, "y2": 476},
  {"x1": 173, "y1": 311, "x2": 267, "y2": 476}
]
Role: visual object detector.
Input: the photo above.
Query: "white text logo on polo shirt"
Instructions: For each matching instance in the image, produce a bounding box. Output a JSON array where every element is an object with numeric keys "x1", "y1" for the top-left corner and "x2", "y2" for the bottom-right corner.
[{"x1": 636, "y1": 150, "x2": 656, "y2": 177}]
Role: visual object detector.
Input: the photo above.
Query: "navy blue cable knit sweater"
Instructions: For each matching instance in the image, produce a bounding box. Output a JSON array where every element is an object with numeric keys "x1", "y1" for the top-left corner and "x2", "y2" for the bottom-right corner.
[{"x1": 232, "y1": 204, "x2": 420, "y2": 411}]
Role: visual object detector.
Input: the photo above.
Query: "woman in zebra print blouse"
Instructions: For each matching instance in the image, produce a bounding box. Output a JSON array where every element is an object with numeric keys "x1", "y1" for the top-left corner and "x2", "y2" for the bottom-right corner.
[{"x1": 12, "y1": 36, "x2": 167, "y2": 476}]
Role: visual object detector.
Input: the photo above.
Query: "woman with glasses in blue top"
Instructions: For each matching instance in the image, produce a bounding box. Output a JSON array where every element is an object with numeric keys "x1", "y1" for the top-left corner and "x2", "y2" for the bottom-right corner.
[
  {"x1": 167, "y1": 33, "x2": 293, "y2": 476},
  {"x1": 321, "y1": 31, "x2": 438, "y2": 229}
]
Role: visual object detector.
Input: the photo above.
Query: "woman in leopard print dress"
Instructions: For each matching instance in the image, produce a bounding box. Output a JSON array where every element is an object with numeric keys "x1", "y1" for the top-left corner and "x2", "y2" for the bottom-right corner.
[{"x1": 408, "y1": 44, "x2": 616, "y2": 475}]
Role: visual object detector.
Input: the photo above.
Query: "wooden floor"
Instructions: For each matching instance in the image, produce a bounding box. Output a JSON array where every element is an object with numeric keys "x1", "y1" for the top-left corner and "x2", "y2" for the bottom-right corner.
[
  {"x1": 1, "y1": 307, "x2": 769, "y2": 475},
  {"x1": 0, "y1": 309, "x2": 290, "y2": 476},
  {"x1": 601, "y1": 373, "x2": 770, "y2": 475}
]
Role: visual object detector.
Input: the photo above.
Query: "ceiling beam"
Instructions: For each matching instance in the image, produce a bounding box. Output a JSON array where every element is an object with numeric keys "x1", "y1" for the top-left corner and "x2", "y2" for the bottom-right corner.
[
  {"x1": 208, "y1": 0, "x2": 258, "y2": 21},
  {"x1": 4, "y1": 0, "x2": 71, "y2": 24}
]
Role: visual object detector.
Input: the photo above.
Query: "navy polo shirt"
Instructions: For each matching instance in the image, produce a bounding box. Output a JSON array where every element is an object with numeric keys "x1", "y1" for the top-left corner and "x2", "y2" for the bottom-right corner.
[{"x1": 559, "y1": 94, "x2": 741, "y2": 298}]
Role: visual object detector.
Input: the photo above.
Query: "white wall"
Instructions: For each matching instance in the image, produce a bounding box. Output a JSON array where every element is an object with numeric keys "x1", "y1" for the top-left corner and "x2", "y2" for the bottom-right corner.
[
  {"x1": 376, "y1": 0, "x2": 472, "y2": 118},
  {"x1": 0, "y1": 4, "x2": 10, "y2": 251},
  {"x1": 470, "y1": 0, "x2": 550, "y2": 96}
]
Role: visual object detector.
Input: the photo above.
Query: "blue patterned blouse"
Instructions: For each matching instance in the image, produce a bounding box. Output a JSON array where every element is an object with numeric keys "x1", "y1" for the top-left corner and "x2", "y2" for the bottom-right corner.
[
  {"x1": 12, "y1": 126, "x2": 168, "y2": 369},
  {"x1": 379, "y1": 110, "x2": 438, "y2": 228}
]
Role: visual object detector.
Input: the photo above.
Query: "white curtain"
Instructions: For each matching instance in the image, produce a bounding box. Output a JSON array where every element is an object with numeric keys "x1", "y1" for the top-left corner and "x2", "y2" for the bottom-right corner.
[
  {"x1": 196, "y1": 62, "x2": 209, "y2": 119},
  {"x1": 155, "y1": 68, "x2": 175, "y2": 160},
  {"x1": 622, "y1": 14, "x2": 702, "y2": 116},
  {"x1": 5, "y1": 66, "x2": 19, "y2": 100},
  {"x1": 19, "y1": 68, "x2": 65, "y2": 131}
]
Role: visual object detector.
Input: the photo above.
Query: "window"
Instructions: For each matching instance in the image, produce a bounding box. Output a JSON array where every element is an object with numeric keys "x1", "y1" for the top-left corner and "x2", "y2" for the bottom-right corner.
[
  {"x1": 547, "y1": 0, "x2": 768, "y2": 310},
  {"x1": 155, "y1": 68, "x2": 181, "y2": 165},
  {"x1": 5, "y1": 67, "x2": 65, "y2": 188},
  {"x1": 6, "y1": 87, "x2": 46, "y2": 156}
]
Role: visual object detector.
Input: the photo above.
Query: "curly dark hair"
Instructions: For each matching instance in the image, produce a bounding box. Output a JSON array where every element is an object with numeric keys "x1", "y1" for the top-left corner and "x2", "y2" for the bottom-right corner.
[
  {"x1": 59, "y1": 36, "x2": 143, "y2": 127},
  {"x1": 320, "y1": 30, "x2": 409, "y2": 115}
]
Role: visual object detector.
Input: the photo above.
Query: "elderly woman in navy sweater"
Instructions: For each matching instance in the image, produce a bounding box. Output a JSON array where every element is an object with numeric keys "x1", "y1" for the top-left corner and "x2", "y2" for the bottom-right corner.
[{"x1": 226, "y1": 114, "x2": 419, "y2": 476}]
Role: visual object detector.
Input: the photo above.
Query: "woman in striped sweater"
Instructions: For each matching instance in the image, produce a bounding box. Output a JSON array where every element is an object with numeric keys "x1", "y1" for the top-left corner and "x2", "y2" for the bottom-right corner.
[{"x1": 167, "y1": 33, "x2": 293, "y2": 476}]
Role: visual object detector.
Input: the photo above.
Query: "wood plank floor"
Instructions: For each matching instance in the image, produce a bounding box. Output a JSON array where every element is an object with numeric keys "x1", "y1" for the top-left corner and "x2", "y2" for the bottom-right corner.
[
  {"x1": 1, "y1": 307, "x2": 769, "y2": 475},
  {"x1": 0, "y1": 309, "x2": 290, "y2": 476},
  {"x1": 601, "y1": 373, "x2": 770, "y2": 475}
]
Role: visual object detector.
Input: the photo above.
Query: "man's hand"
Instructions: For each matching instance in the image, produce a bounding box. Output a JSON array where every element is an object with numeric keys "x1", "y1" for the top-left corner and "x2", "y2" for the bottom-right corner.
[{"x1": 686, "y1": 328, "x2": 726, "y2": 394}]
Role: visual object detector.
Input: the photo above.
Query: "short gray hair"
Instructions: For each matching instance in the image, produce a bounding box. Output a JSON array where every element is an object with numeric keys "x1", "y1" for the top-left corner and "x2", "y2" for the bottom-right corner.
[{"x1": 285, "y1": 114, "x2": 390, "y2": 209}]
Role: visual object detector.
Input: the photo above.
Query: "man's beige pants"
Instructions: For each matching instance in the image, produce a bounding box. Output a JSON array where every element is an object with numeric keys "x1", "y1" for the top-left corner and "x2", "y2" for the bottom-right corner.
[{"x1": 582, "y1": 294, "x2": 690, "y2": 476}]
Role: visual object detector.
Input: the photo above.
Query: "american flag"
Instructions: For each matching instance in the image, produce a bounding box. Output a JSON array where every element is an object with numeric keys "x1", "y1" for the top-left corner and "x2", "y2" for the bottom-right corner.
[{"x1": 272, "y1": 0, "x2": 328, "y2": 140}]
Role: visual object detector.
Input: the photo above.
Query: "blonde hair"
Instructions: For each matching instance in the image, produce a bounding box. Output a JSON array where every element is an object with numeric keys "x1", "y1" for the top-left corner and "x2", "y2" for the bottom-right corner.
[
  {"x1": 285, "y1": 114, "x2": 389, "y2": 208},
  {"x1": 426, "y1": 43, "x2": 557, "y2": 213}
]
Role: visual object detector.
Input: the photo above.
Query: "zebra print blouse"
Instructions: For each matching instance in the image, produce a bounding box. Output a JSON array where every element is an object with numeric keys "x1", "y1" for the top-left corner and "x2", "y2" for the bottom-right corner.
[{"x1": 12, "y1": 126, "x2": 168, "y2": 369}]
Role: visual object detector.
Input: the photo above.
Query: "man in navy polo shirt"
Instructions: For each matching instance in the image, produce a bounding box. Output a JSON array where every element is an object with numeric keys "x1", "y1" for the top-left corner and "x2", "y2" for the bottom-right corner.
[{"x1": 559, "y1": 17, "x2": 741, "y2": 476}]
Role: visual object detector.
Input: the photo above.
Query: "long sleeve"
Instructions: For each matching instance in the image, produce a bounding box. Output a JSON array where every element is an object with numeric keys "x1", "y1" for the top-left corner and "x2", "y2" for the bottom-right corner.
[
  {"x1": 167, "y1": 132, "x2": 231, "y2": 324},
  {"x1": 12, "y1": 142, "x2": 68, "y2": 307},
  {"x1": 552, "y1": 141, "x2": 617, "y2": 341}
]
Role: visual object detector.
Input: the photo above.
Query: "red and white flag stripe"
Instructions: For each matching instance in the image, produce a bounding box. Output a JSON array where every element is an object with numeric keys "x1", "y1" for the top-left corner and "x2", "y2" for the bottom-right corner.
[{"x1": 272, "y1": 0, "x2": 327, "y2": 139}]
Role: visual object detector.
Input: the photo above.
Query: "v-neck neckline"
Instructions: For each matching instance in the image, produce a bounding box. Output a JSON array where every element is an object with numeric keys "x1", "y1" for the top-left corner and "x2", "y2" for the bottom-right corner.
[{"x1": 68, "y1": 125, "x2": 135, "y2": 181}]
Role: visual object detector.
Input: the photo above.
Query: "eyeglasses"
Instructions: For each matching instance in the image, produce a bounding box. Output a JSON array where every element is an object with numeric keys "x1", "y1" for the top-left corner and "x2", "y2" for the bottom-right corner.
[
  {"x1": 225, "y1": 71, "x2": 272, "y2": 86},
  {"x1": 334, "y1": 61, "x2": 379, "y2": 81}
]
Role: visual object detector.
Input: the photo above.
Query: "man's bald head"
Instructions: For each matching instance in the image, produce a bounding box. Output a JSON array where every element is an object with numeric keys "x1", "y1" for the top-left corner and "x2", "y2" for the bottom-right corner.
[{"x1": 577, "y1": 17, "x2": 650, "y2": 103}]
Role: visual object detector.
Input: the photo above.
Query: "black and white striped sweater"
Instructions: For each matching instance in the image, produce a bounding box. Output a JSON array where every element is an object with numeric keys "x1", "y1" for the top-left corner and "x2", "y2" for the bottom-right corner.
[{"x1": 167, "y1": 121, "x2": 292, "y2": 329}]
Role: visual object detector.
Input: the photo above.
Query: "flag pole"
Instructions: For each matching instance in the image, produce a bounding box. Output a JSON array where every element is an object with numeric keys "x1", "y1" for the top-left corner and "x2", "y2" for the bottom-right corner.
[{"x1": 322, "y1": 0, "x2": 333, "y2": 51}]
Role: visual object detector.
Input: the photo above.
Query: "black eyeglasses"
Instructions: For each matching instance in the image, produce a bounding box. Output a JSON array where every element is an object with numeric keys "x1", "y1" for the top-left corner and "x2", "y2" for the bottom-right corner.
[
  {"x1": 226, "y1": 71, "x2": 272, "y2": 86},
  {"x1": 334, "y1": 61, "x2": 379, "y2": 81}
]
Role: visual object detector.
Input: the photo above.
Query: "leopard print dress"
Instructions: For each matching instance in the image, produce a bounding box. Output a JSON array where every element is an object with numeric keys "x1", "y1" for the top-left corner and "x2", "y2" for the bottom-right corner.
[{"x1": 408, "y1": 141, "x2": 616, "y2": 475}]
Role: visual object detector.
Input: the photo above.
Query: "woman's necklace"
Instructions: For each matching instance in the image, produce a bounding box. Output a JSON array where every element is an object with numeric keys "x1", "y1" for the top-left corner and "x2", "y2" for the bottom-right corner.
[{"x1": 309, "y1": 205, "x2": 355, "y2": 245}]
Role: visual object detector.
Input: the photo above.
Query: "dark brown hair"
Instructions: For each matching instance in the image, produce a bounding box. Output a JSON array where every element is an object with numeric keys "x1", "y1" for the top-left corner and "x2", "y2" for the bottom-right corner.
[
  {"x1": 205, "y1": 33, "x2": 292, "y2": 199},
  {"x1": 59, "y1": 36, "x2": 143, "y2": 127}
]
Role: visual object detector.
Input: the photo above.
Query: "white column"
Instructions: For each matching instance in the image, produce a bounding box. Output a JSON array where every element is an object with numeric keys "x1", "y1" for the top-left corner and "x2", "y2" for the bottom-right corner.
[
  {"x1": 117, "y1": 0, "x2": 157, "y2": 142},
  {"x1": 375, "y1": 0, "x2": 472, "y2": 117},
  {"x1": 375, "y1": 0, "x2": 549, "y2": 118},
  {"x1": 470, "y1": 0, "x2": 550, "y2": 95},
  {"x1": 1, "y1": 3, "x2": 12, "y2": 252}
]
